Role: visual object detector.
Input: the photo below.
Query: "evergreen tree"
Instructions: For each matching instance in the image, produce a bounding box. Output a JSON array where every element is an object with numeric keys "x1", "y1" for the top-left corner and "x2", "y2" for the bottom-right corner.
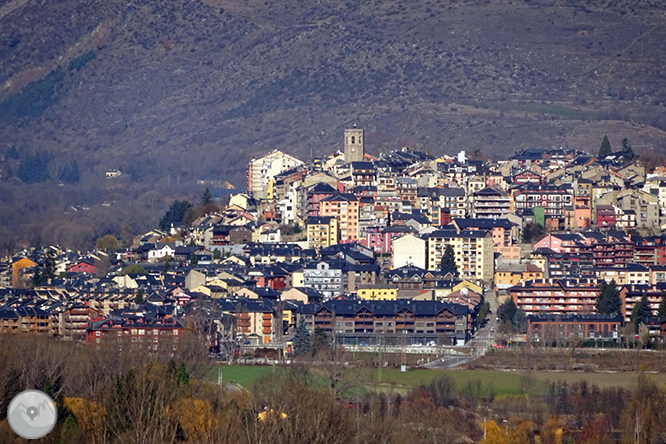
[
  {"x1": 213, "y1": 248, "x2": 221, "y2": 260},
  {"x1": 200, "y1": 187, "x2": 213, "y2": 207},
  {"x1": 522, "y1": 222, "x2": 546, "y2": 243},
  {"x1": 159, "y1": 200, "x2": 192, "y2": 230},
  {"x1": 135, "y1": 288, "x2": 144, "y2": 304},
  {"x1": 61, "y1": 160, "x2": 80, "y2": 183},
  {"x1": 293, "y1": 317, "x2": 312, "y2": 356},
  {"x1": 439, "y1": 244, "x2": 458, "y2": 275},
  {"x1": 596, "y1": 279, "x2": 622, "y2": 315},
  {"x1": 631, "y1": 293, "x2": 652, "y2": 330},
  {"x1": 513, "y1": 308, "x2": 528, "y2": 333},
  {"x1": 31, "y1": 267, "x2": 44, "y2": 287},
  {"x1": 312, "y1": 327, "x2": 330, "y2": 355},
  {"x1": 599, "y1": 135, "x2": 612, "y2": 156},
  {"x1": 621, "y1": 138, "x2": 636, "y2": 161},
  {"x1": 43, "y1": 250, "x2": 56, "y2": 281},
  {"x1": 17, "y1": 151, "x2": 50, "y2": 183},
  {"x1": 189, "y1": 252, "x2": 198, "y2": 265},
  {"x1": 499, "y1": 298, "x2": 517, "y2": 324},
  {"x1": 658, "y1": 291, "x2": 666, "y2": 317},
  {"x1": 176, "y1": 362, "x2": 190, "y2": 386}
]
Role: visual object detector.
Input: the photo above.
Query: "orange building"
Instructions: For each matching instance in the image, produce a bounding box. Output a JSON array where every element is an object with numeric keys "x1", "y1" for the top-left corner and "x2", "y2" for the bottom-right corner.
[
  {"x1": 12, "y1": 257, "x2": 37, "y2": 287},
  {"x1": 319, "y1": 193, "x2": 359, "y2": 243}
]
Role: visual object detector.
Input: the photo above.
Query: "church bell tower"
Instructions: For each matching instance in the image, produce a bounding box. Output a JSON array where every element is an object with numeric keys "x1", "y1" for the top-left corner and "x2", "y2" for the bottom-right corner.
[{"x1": 344, "y1": 127, "x2": 364, "y2": 163}]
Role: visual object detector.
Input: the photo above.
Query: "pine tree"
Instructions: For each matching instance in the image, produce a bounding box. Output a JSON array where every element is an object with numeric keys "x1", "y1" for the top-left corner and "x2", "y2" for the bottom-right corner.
[
  {"x1": 631, "y1": 293, "x2": 652, "y2": 329},
  {"x1": 596, "y1": 280, "x2": 621, "y2": 315},
  {"x1": 439, "y1": 244, "x2": 458, "y2": 275},
  {"x1": 621, "y1": 138, "x2": 636, "y2": 161},
  {"x1": 599, "y1": 135, "x2": 612, "y2": 156},
  {"x1": 43, "y1": 250, "x2": 56, "y2": 281},
  {"x1": 200, "y1": 188, "x2": 213, "y2": 207},
  {"x1": 293, "y1": 317, "x2": 312, "y2": 356},
  {"x1": 189, "y1": 252, "x2": 198, "y2": 265},
  {"x1": 135, "y1": 288, "x2": 144, "y2": 304},
  {"x1": 213, "y1": 249, "x2": 221, "y2": 260},
  {"x1": 499, "y1": 298, "x2": 517, "y2": 323},
  {"x1": 159, "y1": 200, "x2": 193, "y2": 230},
  {"x1": 512, "y1": 308, "x2": 528, "y2": 333}
]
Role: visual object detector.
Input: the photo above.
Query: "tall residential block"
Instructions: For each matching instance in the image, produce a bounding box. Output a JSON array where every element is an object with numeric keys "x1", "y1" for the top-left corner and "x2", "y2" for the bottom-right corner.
[
  {"x1": 426, "y1": 230, "x2": 494, "y2": 281},
  {"x1": 306, "y1": 216, "x2": 339, "y2": 249}
]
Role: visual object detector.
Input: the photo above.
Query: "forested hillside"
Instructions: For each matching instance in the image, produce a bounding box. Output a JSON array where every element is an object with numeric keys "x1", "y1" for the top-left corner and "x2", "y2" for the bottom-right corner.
[{"x1": 1, "y1": 0, "x2": 665, "y2": 250}]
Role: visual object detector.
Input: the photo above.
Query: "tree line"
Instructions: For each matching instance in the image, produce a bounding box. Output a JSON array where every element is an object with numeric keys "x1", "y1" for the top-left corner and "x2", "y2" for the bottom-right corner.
[{"x1": 3, "y1": 334, "x2": 666, "y2": 443}]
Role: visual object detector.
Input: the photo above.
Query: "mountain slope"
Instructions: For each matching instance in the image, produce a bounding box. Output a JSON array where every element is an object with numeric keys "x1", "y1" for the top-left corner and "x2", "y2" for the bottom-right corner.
[{"x1": 1, "y1": 0, "x2": 666, "y2": 190}]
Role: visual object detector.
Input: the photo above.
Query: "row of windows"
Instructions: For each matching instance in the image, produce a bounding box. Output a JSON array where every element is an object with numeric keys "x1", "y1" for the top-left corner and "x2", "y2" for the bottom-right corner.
[{"x1": 94, "y1": 329, "x2": 180, "y2": 336}]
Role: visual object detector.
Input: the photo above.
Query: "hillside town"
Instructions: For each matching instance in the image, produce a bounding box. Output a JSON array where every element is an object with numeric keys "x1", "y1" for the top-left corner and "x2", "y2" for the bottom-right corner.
[{"x1": 2, "y1": 129, "x2": 666, "y2": 356}]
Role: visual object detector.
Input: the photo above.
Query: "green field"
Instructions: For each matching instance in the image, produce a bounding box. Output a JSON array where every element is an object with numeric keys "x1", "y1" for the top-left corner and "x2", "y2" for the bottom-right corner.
[
  {"x1": 375, "y1": 369, "x2": 548, "y2": 396},
  {"x1": 209, "y1": 365, "x2": 275, "y2": 387},
  {"x1": 209, "y1": 365, "x2": 547, "y2": 396}
]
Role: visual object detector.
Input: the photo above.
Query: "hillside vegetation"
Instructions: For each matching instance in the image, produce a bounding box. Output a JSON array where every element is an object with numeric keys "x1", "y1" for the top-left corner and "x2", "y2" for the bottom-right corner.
[{"x1": 1, "y1": 0, "x2": 666, "y2": 248}]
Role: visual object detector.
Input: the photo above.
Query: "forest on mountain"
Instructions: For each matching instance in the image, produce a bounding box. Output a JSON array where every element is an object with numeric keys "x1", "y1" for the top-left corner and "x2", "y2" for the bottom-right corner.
[{"x1": 1, "y1": 0, "x2": 666, "y2": 250}]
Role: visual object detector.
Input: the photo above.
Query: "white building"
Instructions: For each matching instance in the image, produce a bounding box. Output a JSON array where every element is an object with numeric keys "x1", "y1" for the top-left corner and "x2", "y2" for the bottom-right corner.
[
  {"x1": 392, "y1": 234, "x2": 426, "y2": 269},
  {"x1": 247, "y1": 150, "x2": 304, "y2": 199}
]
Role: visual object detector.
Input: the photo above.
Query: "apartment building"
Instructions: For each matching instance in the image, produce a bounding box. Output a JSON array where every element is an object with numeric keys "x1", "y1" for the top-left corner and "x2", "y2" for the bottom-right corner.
[
  {"x1": 471, "y1": 187, "x2": 511, "y2": 219},
  {"x1": 513, "y1": 184, "x2": 574, "y2": 219},
  {"x1": 306, "y1": 216, "x2": 339, "y2": 249},
  {"x1": 247, "y1": 150, "x2": 304, "y2": 197},
  {"x1": 303, "y1": 261, "x2": 344, "y2": 299},
  {"x1": 319, "y1": 193, "x2": 359, "y2": 243},
  {"x1": 527, "y1": 314, "x2": 622, "y2": 343},
  {"x1": 426, "y1": 230, "x2": 494, "y2": 281},
  {"x1": 304, "y1": 182, "x2": 338, "y2": 217},
  {"x1": 509, "y1": 279, "x2": 602, "y2": 316},
  {"x1": 0, "y1": 306, "x2": 52, "y2": 335},
  {"x1": 308, "y1": 299, "x2": 472, "y2": 345},
  {"x1": 86, "y1": 317, "x2": 186, "y2": 349},
  {"x1": 620, "y1": 283, "x2": 666, "y2": 322}
]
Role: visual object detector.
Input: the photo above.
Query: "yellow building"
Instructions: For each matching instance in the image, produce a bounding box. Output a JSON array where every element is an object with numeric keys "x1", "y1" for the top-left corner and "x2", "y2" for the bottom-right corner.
[
  {"x1": 433, "y1": 279, "x2": 483, "y2": 300},
  {"x1": 426, "y1": 230, "x2": 494, "y2": 281},
  {"x1": 494, "y1": 263, "x2": 544, "y2": 290},
  {"x1": 357, "y1": 286, "x2": 398, "y2": 301},
  {"x1": 306, "y1": 216, "x2": 339, "y2": 249}
]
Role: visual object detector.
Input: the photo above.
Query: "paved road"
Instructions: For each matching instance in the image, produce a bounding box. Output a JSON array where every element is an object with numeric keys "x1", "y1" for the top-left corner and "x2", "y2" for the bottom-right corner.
[{"x1": 426, "y1": 288, "x2": 499, "y2": 368}]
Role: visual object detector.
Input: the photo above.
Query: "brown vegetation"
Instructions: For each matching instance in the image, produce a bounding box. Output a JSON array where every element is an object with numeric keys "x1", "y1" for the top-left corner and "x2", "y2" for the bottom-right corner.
[
  {"x1": 1, "y1": 0, "x2": 666, "y2": 250},
  {"x1": 3, "y1": 336, "x2": 666, "y2": 442}
]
